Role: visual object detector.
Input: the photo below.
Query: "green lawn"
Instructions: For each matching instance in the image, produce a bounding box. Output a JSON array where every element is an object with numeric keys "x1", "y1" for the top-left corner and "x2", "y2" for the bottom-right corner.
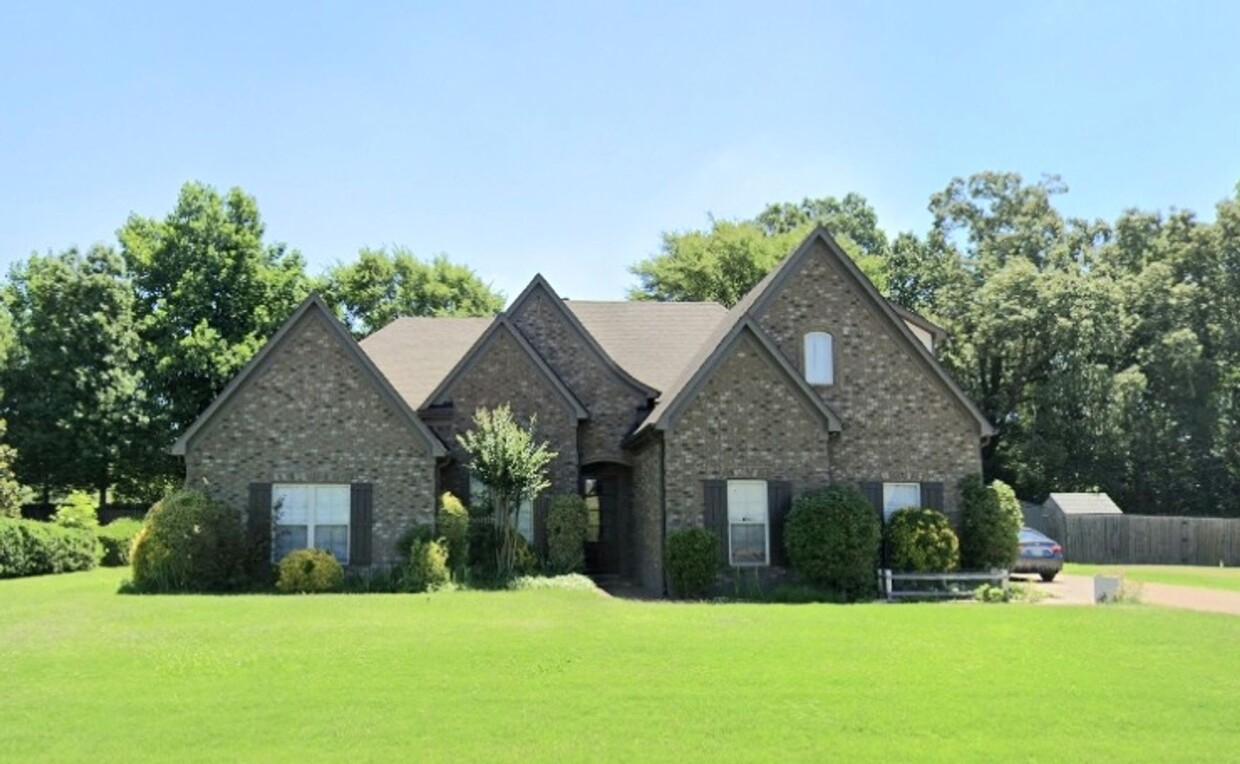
[
  {"x1": 2, "y1": 570, "x2": 1237, "y2": 763},
  {"x1": 1065, "y1": 563, "x2": 1240, "y2": 593}
]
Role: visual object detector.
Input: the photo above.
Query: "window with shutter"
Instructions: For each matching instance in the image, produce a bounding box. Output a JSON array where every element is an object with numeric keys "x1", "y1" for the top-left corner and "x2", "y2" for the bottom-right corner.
[
  {"x1": 882, "y1": 482, "x2": 922, "y2": 521},
  {"x1": 272, "y1": 484, "x2": 351, "y2": 563},
  {"x1": 726, "y1": 480, "x2": 769, "y2": 566},
  {"x1": 804, "y1": 332, "x2": 834, "y2": 385}
]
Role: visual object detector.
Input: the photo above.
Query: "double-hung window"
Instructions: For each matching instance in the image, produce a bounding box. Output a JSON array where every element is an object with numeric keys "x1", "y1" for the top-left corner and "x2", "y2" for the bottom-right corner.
[
  {"x1": 804, "y1": 332, "x2": 834, "y2": 385},
  {"x1": 882, "y1": 482, "x2": 921, "y2": 522},
  {"x1": 273, "y1": 484, "x2": 350, "y2": 563},
  {"x1": 727, "y1": 480, "x2": 769, "y2": 566}
]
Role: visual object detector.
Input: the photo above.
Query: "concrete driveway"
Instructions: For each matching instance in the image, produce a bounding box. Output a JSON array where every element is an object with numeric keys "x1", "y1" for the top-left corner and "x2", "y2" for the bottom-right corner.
[{"x1": 1015, "y1": 573, "x2": 1240, "y2": 615}]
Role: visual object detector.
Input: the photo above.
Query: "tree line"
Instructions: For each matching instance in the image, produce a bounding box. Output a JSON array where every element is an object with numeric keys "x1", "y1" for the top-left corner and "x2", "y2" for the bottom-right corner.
[{"x1": 2, "y1": 173, "x2": 1236, "y2": 518}]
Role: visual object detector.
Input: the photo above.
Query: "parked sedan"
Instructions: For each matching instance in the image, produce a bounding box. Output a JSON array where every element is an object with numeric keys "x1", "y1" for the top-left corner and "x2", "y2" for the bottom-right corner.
[{"x1": 1013, "y1": 527, "x2": 1064, "y2": 582}]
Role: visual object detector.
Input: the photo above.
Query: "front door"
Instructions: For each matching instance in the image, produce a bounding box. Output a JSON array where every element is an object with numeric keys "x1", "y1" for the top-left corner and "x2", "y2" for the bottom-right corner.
[{"x1": 582, "y1": 468, "x2": 624, "y2": 575}]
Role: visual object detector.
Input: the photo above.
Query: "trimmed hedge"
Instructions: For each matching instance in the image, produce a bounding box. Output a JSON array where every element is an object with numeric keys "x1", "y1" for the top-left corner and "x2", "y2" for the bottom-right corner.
[
  {"x1": 666, "y1": 527, "x2": 718, "y2": 599},
  {"x1": 886, "y1": 507, "x2": 960, "y2": 572},
  {"x1": 97, "y1": 518, "x2": 143, "y2": 567},
  {"x1": 545, "y1": 494, "x2": 588, "y2": 574},
  {"x1": 784, "y1": 486, "x2": 881, "y2": 601},
  {"x1": 437, "y1": 492, "x2": 470, "y2": 578},
  {"x1": 0, "y1": 517, "x2": 99, "y2": 578},
  {"x1": 276, "y1": 549, "x2": 345, "y2": 593},
  {"x1": 959, "y1": 475, "x2": 1021, "y2": 571}
]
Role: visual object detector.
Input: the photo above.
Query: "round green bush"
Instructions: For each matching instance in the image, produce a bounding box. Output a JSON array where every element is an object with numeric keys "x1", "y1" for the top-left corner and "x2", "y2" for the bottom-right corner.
[
  {"x1": 52, "y1": 491, "x2": 99, "y2": 530},
  {"x1": 97, "y1": 517, "x2": 144, "y2": 567},
  {"x1": 784, "y1": 486, "x2": 881, "y2": 601},
  {"x1": 886, "y1": 507, "x2": 960, "y2": 572},
  {"x1": 666, "y1": 527, "x2": 718, "y2": 599},
  {"x1": 545, "y1": 494, "x2": 588, "y2": 574},
  {"x1": 130, "y1": 490, "x2": 250, "y2": 593},
  {"x1": 958, "y1": 475, "x2": 1021, "y2": 571},
  {"x1": 276, "y1": 548, "x2": 344, "y2": 593}
]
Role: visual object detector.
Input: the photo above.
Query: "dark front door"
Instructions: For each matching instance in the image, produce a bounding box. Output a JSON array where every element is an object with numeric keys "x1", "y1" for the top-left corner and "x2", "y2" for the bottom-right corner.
[{"x1": 583, "y1": 467, "x2": 625, "y2": 575}]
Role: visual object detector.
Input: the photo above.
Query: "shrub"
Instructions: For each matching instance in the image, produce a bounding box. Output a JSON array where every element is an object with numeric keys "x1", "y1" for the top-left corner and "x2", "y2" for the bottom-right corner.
[
  {"x1": 0, "y1": 517, "x2": 98, "y2": 578},
  {"x1": 97, "y1": 518, "x2": 143, "y2": 567},
  {"x1": 395, "y1": 524, "x2": 435, "y2": 559},
  {"x1": 467, "y1": 519, "x2": 499, "y2": 582},
  {"x1": 130, "y1": 489, "x2": 251, "y2": 593},
  {"x1": 784, "y1": 486, "x2": 881, "y2": 601},
  {"x1": 276, "y1": 548, "x2": 345, "y2": 593},
  {"x1": 437, "y1": 492, "x2": 469, "y2": 577},
  {"x1": 507, "y1": 573, "x2": 598, "y2": 592},
  {"x1": 52, "y1": 491, "x2": 99, "y2": 530},
  {"x1": 404, "y1": 537, "x2": 450, "y2": 593},
  {"x1": 886, "y1": 507, "x2": 960, "y2": 572},
  {"x1": 545, "y1": 494, "x2": 588, "y2": 574},
  {"x1": 666, "y1": 527, "x2": 718, "y2": 599},
  {"x1": 958, "y1": 475, "x2": 1021, "y2": 571},
  {"x1": 513, "y1": 533, "x2": 541, "y2": 576}
]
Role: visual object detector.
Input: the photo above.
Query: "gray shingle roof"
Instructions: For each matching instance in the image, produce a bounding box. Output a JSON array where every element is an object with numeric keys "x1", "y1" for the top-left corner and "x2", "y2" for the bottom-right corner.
[
  {"x1": 1045, "y1": 492, "x2": 1124, "y2": 515},
  {"x1": 564, "y1": 300, "x2": 728, "y2": 392},
  {"x1": 360, "y1": 316, "x2": 493, "y2": 409}
]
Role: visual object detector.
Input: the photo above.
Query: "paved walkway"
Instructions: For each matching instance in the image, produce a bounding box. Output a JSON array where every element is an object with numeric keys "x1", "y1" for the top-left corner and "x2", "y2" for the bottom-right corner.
[{"x1": 1025, "y1": 573, "x2": 1240, "y2": 615}]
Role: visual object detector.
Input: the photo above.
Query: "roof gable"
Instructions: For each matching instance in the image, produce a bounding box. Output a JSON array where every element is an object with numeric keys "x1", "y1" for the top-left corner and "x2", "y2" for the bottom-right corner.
[
  {"x1": 644, "y1": 315, "x2": 842, "y2": 434},
  {"x1": 508, "y1": 275, "x2": 658, "y2": 398},
  {"x1": 748, "y1": 227, "x2": 995, "y2": 437},
  {"x1": 170, "y1": 294, "x2": 447, "y2": 457},
  {"x1": 424, "y1": 317, "x2": 589, "y2": 420},
  {"x1": 361, "y1": 316, "x2": 493, "y2": 410}
]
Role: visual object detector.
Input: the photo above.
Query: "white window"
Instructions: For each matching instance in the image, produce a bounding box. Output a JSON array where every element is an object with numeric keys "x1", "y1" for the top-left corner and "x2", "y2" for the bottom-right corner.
[
  {"x1": 471, "y1": 476, "x2": 535, "y2": 543},
  {"x1": 727, "y1": 480, "x2": 769, "y2": 566},
  {"x1": 804, "y1": 332, "x2": 834, "y2": 385},
  {"x1": 882, "y1": 482, "x2": 922, "y2": 521},
  {"x1": 273, "y1": 484, "x2": 350, "y2": 563}
]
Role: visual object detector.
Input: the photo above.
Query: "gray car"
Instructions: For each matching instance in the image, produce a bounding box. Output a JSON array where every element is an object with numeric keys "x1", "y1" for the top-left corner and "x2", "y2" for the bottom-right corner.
[{"x1": 1013, "y1": 527, "x2": 1064, "y2": 582}]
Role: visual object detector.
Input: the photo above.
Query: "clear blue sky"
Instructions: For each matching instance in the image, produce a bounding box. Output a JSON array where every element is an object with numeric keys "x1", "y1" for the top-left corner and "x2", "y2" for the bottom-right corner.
[{"x1": 3, "y1": 1, "x2": 1238, "y2": 301}]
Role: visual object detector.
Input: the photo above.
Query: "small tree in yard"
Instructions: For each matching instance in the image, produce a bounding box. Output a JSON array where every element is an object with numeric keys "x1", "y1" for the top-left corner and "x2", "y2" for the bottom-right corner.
[{"x1": 457, "y1": 405, "x2": 556, "y2": 580}]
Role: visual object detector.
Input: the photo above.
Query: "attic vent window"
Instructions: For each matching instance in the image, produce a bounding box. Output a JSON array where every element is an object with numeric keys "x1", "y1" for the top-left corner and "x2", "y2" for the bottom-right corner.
[{"x1": 804, "y1": 332, "x2": 834, "y2": 385}]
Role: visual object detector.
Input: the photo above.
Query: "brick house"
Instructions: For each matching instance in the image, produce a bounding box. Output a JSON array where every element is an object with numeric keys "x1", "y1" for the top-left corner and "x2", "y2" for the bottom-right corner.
[{"x1": 173, "y1": 228, "x2": 994, "y2": 594}]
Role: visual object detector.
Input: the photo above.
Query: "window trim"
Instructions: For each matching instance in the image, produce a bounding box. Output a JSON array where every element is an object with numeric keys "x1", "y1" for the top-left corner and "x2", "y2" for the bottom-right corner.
[
  {"x1": 803, "y1": 331, "x2": 834, "y2": 386},
  {"x1": 726, "y1": 479, "x2": 770, "y2": 567},
  {"x1": 882, "y1": 482, "x2": 922, "y2": 522},
  {"x1": 272, "y1": 483, "x2": 351, "y2": 564}
]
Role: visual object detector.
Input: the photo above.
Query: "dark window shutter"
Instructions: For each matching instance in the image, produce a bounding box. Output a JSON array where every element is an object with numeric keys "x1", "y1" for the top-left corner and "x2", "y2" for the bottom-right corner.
[
  {"x1": 768, "y1": 480, "x2": 793, "y2": 567},
  {"x1": 703, "y1": 480, "x2": 729, "y2": 565},
  {"x1": 921, "y1": 482, "x2": 944, "y2": 512},
  {"x1": 248, "y1": 483, "x2": 272, "y2": 558},
  {"x1": 533, "y1": 495, "x2": 551, "y2": 558},
  {"x1": 350, "y1": 483, "x2": 374, "y2": 566},
  {"x1": 860, "y1": 481, "x2": 883, "y2": 522}
]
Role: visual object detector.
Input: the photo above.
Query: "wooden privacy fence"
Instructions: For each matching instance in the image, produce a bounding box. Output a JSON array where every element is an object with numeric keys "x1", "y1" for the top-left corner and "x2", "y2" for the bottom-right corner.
[{"x1": 1059, "y1": 514, "x2": 1240, "y2": 566}]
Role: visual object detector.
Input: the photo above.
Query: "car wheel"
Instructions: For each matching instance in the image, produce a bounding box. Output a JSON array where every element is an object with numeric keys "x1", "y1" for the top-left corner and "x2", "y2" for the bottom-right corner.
[{"x1": 1040, "y1": 572, "x2": 1057, "y2": 582}]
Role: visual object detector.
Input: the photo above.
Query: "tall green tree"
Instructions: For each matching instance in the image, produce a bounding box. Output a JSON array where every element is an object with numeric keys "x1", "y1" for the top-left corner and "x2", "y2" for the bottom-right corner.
[
  {"x1": 320, "y1": 247, "x2": 504, "y2": 337},
  {"x1": 629, "y1": 200, "x2": 890, "y2": 307},
  {"x1": 1, "y1": 246, "x2": 147, "y2": 504},
  {"x1": 119, "y1": 182, "x2": 311, "y2": 469}
]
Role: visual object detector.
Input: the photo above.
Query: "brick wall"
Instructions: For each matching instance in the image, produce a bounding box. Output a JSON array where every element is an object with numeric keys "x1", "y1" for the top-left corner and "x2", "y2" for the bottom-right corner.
[
  {"x1": 755, "y1": 240, "x2": 983, "y2": 521},
  {"x1": 630, "y1": 437, "x2": 664, "y2": 593},
  {"x1": 425, "y1": 325, "x2": 580, "y2": 504},
  {"x1": 184, "y1": 310, "x2": 438, "y2": 567},
  {"x1": 663, "y1": 331, "x2": 834, "y2": 531},
  {"x1": 509, "y1": 288, "x2": 650, "y2": 466}
]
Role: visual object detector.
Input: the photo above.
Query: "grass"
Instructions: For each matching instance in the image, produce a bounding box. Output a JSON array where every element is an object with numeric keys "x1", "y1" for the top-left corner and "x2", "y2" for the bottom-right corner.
[
  {"x1": 1065, "y1": 563, "x2": 1240, "y2": 593},
  {"x1": 2, "y1": 569, "x2": 1238, "y2": 763}
]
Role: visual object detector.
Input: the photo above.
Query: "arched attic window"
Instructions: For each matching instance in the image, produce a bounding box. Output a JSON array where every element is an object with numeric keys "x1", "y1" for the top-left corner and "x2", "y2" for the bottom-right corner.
[{"x1": 804, "y1": 332, "x2": 834, "y2": 385}]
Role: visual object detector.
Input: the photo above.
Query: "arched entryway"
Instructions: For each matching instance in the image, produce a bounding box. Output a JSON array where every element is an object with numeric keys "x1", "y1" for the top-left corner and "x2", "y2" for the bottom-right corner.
[{"x1": 580, "y1": 462, "x2": 631, "y2": 577}]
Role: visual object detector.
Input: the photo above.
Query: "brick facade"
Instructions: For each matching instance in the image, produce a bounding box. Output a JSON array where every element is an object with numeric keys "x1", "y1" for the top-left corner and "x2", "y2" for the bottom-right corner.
[
  {"x1": 425, "y1": 324, "x2": 581, "y2": 503},
  {"x1": 754, "y1": 240, "x2": 983, "y2": 521},
  {"x1": 184, "y1": 310, "x2": 438, "y2": 567},
  {"x1": 663, "y1": 331, "x2": 834, "y2": 530},
  {"x1": 629, "y1": 438, "x2": 664, "y2": 592},
  {"x1": 509, "y1": 287, "x2": 650, "y2": 466}
]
